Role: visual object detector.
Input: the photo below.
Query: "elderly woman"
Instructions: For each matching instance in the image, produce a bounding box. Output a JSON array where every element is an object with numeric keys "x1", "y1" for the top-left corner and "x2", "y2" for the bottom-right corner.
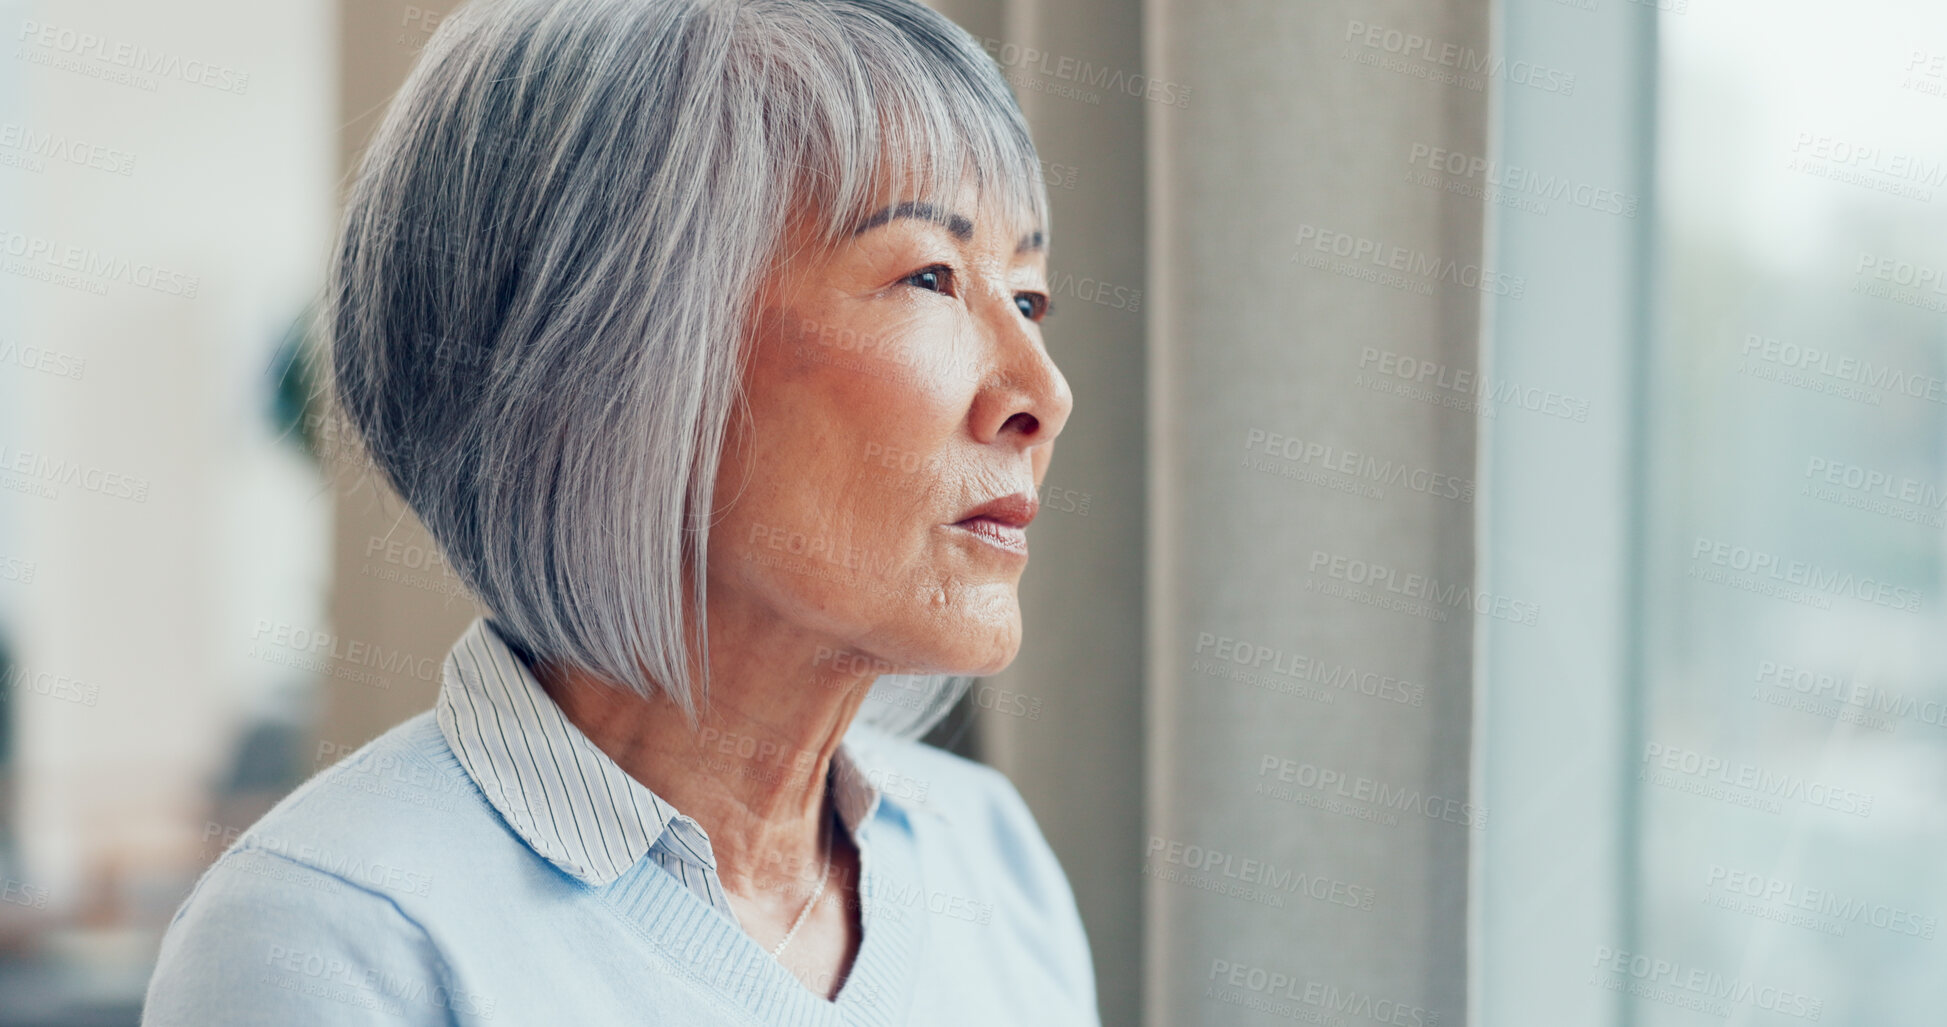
[{"x1": 141, "y1": 0, "x2": 1094, "y2": 1023}]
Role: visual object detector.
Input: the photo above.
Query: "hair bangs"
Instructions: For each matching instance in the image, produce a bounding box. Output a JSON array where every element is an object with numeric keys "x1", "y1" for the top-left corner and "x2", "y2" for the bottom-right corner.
[{"x1": 735, "y1": 0, "x2": 1050, "y2": 262}]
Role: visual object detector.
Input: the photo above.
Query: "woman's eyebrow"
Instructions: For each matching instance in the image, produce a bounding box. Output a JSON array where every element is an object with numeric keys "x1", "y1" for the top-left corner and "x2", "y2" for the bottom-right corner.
[
  {"x1": 852, "y1": 201, "x2": 974, "y2": 241},
  {"x1": 852, "y1": 201, "x2": 1045, "y2": 255}
]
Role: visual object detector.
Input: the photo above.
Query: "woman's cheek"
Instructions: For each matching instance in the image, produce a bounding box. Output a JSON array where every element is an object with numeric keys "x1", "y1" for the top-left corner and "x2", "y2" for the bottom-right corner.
[
  {"x1": 802, "y1": 303, "x2": 977, "y2": 397},
  {"x1": 901, "y1": 316, "x2": 985, "y2": 401}
]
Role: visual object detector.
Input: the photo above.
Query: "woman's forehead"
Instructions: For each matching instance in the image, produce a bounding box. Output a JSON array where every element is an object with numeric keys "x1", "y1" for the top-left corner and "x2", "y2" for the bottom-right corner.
[{"x1": 810, "y1": 153, "x2": 1045, "y2": 242}]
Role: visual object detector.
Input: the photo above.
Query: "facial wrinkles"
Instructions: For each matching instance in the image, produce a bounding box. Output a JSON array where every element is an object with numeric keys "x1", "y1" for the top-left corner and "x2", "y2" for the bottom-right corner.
[
  {"x1": 968, "y1": 250, "x2": 1029, "y2": 308},
  {"x1": 730, "y1": 195, "x2": 1048, "y2": 672},
  {"x1": 780, "y1": 378, "x2": 944, "y2": 625}
]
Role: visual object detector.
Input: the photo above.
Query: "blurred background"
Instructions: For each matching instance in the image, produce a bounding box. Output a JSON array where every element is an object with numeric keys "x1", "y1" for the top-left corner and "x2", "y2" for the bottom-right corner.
[{"x1": 1, "y1": 0, "x2": 1943, "y2": 1024}]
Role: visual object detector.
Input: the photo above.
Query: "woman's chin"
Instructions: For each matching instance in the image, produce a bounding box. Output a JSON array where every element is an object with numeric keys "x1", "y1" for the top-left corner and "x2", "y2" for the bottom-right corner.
[
  {"x1": 872, "y1": 619, "x2": 1021, "y2": 678},
  {"x1": 938, "y1": 625, "x2": 1025, "y2": 677}
]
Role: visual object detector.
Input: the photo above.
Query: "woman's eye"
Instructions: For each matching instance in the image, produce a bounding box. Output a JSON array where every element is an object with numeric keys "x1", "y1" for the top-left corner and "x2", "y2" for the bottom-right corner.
[
  {"x1": 1015, "y1": 292, "x2": 1051, "y2": 322},
  {"x1": 904, "y1": 264, "x2": 954, "y2": 294}
]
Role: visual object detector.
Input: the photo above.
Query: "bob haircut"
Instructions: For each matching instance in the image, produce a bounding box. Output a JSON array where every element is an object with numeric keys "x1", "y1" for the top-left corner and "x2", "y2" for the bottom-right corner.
[{"x1": 328, "y1": 0, "x2": 1051, "y2": 740}]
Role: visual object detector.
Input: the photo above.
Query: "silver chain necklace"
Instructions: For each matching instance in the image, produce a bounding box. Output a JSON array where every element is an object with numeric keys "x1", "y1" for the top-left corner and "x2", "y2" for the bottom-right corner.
[{"x1": 771, "y1": 806, "x2": 835, "y2": 958}]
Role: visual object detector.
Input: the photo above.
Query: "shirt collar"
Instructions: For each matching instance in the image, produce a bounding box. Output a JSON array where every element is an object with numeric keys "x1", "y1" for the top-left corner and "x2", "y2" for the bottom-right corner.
[{"x1": 433, "y1": 616, "x2": 909, "y2": 887}]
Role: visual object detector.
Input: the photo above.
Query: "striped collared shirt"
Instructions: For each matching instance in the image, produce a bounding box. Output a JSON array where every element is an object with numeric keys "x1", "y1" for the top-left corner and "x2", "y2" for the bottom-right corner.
[{"x1": 433, "y1": 616, "x2": 885, "y2": 927}]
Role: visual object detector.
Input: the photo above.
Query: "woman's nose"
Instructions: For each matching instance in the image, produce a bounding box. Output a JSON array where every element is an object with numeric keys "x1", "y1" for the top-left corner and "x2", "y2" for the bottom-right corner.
[{"x1": 966, "y1": 298, "x2": 1072, "y2": 449}]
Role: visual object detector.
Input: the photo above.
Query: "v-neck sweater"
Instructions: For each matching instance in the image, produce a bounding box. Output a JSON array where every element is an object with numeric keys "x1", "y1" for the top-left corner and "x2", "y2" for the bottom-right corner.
[{"x1": 140, "y1": 634, "x2": 1100, "y2": 1026}]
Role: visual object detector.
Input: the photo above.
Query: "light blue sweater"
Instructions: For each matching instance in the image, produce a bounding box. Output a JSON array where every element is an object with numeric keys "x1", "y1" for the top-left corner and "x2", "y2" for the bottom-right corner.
[{"x1": 141, "y1": 706, "x2": 1100, "y2": 1025}]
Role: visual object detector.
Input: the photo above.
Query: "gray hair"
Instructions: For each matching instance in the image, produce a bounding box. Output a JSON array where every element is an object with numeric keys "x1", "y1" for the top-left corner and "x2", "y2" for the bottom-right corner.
[{"x1": 326, "y1": 0, "x2": 1050, "y2": 740}]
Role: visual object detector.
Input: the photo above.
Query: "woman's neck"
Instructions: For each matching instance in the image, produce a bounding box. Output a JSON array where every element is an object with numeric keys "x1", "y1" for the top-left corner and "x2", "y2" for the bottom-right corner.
[{"x1": 529, "y1": 615, "x2": 880, "y2": 900}]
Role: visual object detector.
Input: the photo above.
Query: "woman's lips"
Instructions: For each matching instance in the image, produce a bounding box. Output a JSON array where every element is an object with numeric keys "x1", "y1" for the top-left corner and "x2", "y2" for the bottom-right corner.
[
  {"x1": 949, "y1": 515, "x2": 1029, "y2": 557},
  {"x1": 952, "y1": 492, "x2": 1038, "y2": 528}
]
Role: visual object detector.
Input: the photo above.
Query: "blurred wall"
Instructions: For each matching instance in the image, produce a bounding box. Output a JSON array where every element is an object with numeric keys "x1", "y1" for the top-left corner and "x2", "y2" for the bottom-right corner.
[{"x1": 2, "y1": 0, "x2": 335, "y2": 919}]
